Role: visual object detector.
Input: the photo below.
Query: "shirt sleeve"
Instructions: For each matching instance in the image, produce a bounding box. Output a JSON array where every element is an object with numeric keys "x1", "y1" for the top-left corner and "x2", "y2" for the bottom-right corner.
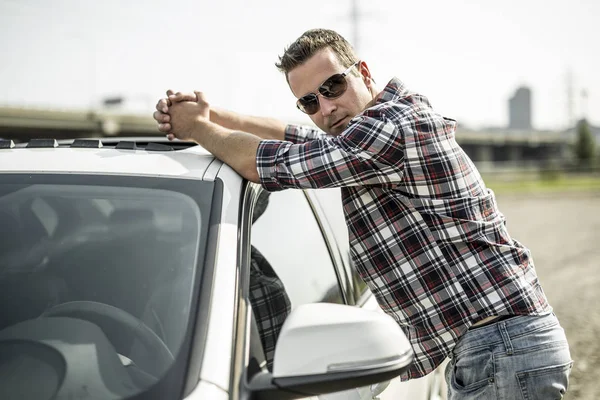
[
  {"x1": 285, "y1": 124, "x2": 326, "y2": 144},
  {"x1": 257, "y1": 113, "x2": 405, "y2": 192}
]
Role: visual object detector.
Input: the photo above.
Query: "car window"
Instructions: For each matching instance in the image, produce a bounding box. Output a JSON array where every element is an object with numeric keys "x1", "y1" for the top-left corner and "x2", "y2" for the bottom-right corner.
[
  {"x1": 251, "y1": 190, "x2": 343, "y2": 307},
  {"x1": 309, "y1": 188, "x2": 369, "y2": 301},
  {"x1": 249, "y1": 189, "x2": 344, "y2": 370},
  {"x1": 0, "y1": 174, "x2": 213, "y2": 400}
]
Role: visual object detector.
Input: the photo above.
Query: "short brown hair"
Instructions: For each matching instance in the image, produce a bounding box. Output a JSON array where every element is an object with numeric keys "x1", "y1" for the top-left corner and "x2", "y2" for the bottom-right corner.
[{"x1": 275, "y1": 29, "x2": 358, "y2": 81}]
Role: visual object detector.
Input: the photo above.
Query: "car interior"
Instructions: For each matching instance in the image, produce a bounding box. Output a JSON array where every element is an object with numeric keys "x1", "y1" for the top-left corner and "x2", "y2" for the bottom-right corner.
[{"x1": 0, "y1": 184, "x2": 200, "y2": 394}]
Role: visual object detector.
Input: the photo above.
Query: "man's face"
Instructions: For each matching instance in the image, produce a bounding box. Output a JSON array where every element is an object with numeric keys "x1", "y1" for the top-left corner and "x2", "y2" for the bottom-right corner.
[{"x1": 288, "y1": 48, "x2": 374, "y2": 136}]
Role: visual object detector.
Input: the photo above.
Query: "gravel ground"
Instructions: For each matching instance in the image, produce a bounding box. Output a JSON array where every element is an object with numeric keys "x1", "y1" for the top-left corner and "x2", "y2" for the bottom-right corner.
[{"x1": 495, "y1": 191, "x2": 600, "y2": 400}]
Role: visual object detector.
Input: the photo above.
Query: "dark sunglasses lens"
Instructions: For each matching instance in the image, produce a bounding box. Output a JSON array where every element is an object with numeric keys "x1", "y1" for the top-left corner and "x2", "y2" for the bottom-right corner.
[
  {"x1": 297, "y1": 94, "x2": 320, "y2": 115},
  {"x1": 319, "y1": 74, "x2": 347, "y2": 98}
]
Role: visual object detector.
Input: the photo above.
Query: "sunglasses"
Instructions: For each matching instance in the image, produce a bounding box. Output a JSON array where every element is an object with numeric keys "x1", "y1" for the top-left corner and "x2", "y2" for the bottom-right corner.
[{"x1": 296, "y1": 61, "x2": 360, "y2": 115}]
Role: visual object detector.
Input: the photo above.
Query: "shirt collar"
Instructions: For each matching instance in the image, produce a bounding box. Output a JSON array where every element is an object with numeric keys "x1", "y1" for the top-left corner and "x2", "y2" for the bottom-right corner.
[
  {"x1": 362, "y1": 77, "x2": 411, "y2": 111},
  {"x1": 375, "y1": 77, "x2": 411, "y2": 104}
]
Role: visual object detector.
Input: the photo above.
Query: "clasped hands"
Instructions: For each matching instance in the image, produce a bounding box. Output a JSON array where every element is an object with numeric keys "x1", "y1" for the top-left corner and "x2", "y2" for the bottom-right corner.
[{"x1": 153, "y1": 90, "x2": 210, "y2": 141}]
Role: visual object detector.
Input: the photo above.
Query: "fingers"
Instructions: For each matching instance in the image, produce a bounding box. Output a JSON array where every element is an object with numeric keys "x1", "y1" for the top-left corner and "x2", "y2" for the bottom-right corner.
[
  {"x1": 155, "y1": 89, "x2": 202, "y2": 134},
  {"x1": 192, "y1": 91, "x2": 210, "y2": 119},
  {"x1": 194, "y1": 91, "x2": 208, "y2": 105},
  {"x1": 157, "y1": 90, "x2": 198, "y2": 113},
  {"x1": 153, "y1": 110, "x2": 170, "y2": 123},
  {"x1": 168, "y1": 91, "x2": 198, "y2": 104},
  {"x1": 153, "y1": 107, "x2": 170, "y2": 133},
  {"x1": 156, "y1": 98, "x2": 170, "y2": 113},
  {"x1": 157, "y1": 122, "x2": 172, "y2": 133}
]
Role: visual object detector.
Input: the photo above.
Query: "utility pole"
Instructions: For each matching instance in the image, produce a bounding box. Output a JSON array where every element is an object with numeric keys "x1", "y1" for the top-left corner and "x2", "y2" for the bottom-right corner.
[
  {"x1": 351, "y1": 0, "x2": 360, "y2": 53},
  {"x1": 566, "y1": 69, "x2": 574, "y2": 129},
  {"x1": 349, "y1": 0, "x2": 376, "y2": 56},
  {"x1": 580, "y1": 89, "x2": 589, "y2": 121}
]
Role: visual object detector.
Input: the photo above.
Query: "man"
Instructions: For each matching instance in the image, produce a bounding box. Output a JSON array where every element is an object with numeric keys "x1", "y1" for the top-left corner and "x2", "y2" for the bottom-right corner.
[{"x1": 153, "y1": 28, "x2": 572, "y2": 399}]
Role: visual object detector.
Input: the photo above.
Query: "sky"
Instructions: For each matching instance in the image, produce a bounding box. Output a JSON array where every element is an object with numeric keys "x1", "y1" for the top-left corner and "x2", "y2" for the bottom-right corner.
[{"x1": 0, "y1": 0, "x2": 598, "y2": 131}]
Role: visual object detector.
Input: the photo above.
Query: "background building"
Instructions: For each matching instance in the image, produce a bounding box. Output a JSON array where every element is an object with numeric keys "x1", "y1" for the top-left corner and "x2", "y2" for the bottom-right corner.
[{"x1": 509, "y1": 87, "x2": 532, "y2": 130}]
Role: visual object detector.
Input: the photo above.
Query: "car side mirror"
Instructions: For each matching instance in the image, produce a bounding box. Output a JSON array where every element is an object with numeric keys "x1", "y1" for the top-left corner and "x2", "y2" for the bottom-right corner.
[{"x1": 246, "y1": 303, "x2": 413, "y2": 400}]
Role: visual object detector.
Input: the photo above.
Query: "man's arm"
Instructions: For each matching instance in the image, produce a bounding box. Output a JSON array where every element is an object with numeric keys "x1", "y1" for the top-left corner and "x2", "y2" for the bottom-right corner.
[
  {"x1": 194, "y1": 120, "x2": 261, "y2": 183},
  {"x1": 154, "y1": 91, "x2": 286, "y2": 141},
  {"x1": 162, "y1": 94, "x2": 405, "y2": 190},
  {"x1": 211, "y1": 108, "x2": 327, "y2": 144},
  {"x1": 166, "y1": 98, "x2": 261, "y2": 183},
  {"x1": 285, "y1": 124, "x2": 327, "y2": 144},
  {"x1": 257, "y1": 113, "x2": 405, "y2": 192},
  {"x1": 210, "y1": 107, "x2": 286, "y2": 141}
]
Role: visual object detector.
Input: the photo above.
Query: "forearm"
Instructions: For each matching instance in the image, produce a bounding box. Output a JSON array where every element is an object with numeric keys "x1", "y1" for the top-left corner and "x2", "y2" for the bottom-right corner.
[
  {"x1": 191, "y1": 118, "x2": 261, "y2": 183},
  {"x1": 210, "y1": 107, "x2": 286, "y2": 141}
]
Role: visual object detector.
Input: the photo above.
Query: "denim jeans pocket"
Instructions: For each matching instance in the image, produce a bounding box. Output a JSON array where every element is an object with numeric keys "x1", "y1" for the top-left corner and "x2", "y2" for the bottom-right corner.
[
  {"x1": 450, "y1": 348, "x2": 494, "y2": 393},
  {"x1": 516, "y1": 360, "x2": 573, "y2": 400}
]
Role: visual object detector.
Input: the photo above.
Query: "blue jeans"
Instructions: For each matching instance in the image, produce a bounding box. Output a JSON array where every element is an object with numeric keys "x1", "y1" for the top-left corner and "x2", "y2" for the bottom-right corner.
[{"x1": 445, "y1": 313, "x2": 572, "y2": 399}]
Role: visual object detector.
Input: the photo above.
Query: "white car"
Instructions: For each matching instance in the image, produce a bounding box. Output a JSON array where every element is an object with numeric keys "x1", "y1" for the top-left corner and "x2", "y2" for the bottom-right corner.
[{"x1": 0, "y1": 137, "x2": 446, "y2": 400}]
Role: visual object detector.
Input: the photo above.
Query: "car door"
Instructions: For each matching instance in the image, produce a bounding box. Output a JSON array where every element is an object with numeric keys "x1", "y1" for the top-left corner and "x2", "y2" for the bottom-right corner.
[
  {"x1": 304, "y1": 188, "x2": 445, "y2": 400},
  {"x1": 244, "y1": 186, "x2": 444, "y2": 400},
  {"x1": 247, "y1": 187, "x2": 375, "y2": 400}
]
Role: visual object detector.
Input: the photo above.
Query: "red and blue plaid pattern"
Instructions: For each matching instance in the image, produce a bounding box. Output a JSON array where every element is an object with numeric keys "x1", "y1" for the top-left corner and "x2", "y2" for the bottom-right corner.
[{"x1": 256, "y1": 78, "x2": 551, "y2": 380}]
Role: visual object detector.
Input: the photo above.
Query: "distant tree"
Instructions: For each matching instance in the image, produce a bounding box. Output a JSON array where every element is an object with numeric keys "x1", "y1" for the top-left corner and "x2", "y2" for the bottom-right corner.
[{"x1": 574, "y1": 119, "x2": 596, "y2": 168}]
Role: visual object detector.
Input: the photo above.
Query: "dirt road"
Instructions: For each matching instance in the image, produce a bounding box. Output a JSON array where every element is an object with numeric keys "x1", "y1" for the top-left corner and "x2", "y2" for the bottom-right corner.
[{"x1": 496, "y1": 191, "x2": 600, "y2": 399}]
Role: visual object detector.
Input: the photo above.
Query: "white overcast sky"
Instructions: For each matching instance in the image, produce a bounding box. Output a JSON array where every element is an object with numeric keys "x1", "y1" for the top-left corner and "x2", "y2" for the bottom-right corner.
[{"x1": 0, "y1": 0, "x2": 598, "y2": 130}]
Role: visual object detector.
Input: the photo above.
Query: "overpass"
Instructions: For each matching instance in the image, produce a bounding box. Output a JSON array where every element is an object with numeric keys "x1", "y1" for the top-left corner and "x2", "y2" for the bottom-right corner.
[
  {"x1": 0, "y1": 106, "x2": 571, "y2": 170},
  {"x1": 0, "y1": 106, "x2": 156, "y2": 139},
  {"x1": 455, "y1": 128, "x2": 569, "y2": 170}
]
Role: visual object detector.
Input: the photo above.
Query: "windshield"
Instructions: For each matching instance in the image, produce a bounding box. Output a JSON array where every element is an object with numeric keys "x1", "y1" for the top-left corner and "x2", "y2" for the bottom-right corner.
[{"x1": 0, "y1": 174, "x2": 214, "y2": 400}]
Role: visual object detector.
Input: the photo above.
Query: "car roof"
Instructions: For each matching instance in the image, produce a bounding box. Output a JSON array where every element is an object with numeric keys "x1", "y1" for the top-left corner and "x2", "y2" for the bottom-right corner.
[{"x1": 0, "y1": 137, "x2": 220, "y2": 180}]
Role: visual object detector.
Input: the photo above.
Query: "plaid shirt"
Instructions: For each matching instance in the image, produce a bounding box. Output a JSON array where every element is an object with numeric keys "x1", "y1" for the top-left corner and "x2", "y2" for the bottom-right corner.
[{"x1": 256, "y1": 78, "x2": 551, "y2": 380}]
